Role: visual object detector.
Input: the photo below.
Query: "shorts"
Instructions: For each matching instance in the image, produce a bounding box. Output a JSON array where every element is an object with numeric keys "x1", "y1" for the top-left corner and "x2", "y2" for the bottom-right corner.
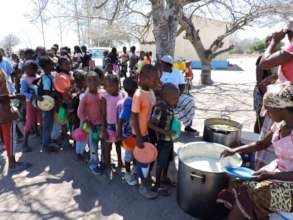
[{"x1": 156, "y1": 140, "x2": 174, "y2": 169}]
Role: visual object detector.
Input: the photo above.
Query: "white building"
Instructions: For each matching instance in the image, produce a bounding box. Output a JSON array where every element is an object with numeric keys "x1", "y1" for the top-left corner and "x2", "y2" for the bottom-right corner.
[{"x1": 140, "y1": 16, "x2": 232, "y2": 61}]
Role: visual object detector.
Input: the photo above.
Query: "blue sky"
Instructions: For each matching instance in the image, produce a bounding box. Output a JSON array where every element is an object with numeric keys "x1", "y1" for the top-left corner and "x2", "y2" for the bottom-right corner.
[{"x1": 0, "y1": 0, "x2": 285, "y2": 50}]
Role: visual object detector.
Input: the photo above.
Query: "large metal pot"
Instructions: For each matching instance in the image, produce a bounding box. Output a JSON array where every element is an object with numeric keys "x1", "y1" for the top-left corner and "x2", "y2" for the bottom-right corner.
[
  {"x1": 203, "y1": 118, "x2": 242, "y2": 148},
  {"x1": 177, "y1": 142, "x2": 242, "y2": 220}
]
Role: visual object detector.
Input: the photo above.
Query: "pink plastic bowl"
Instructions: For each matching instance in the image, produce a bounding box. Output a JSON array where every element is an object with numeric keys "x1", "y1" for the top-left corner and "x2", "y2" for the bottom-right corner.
[{"x1": 72, "y1": 128, "x2": 88, "y2": 141}]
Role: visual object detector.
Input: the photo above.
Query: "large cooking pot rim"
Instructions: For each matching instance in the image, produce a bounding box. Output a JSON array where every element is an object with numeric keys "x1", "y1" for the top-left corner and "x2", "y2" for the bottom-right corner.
[
  {"x1": 178, "y1": 141, "x2": 242, "y2": 173},
  {"x1": 205, "y1": 118, "x2": 242, "y2": 130}
]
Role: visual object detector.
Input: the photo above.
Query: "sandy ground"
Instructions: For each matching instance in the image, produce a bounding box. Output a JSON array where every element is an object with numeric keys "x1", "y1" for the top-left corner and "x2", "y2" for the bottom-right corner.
[{"x1": 0, "y1": 57, "x2": 257, "y2": 220}]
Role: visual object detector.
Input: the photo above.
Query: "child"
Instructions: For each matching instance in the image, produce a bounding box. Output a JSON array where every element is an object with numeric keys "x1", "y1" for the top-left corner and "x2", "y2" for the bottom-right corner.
[
  {"x1": 0, "y1": 69, "x2": 28, "y2": 170},
  {"x1": 148, "y1": 83, "x2": 179, "y2": 195},
  {"x1": 137, "y1": 51, "x2": 146, "y2": 73},
  {"x1": 101, "y1": 74, "x2": 124, "y2": 177},
  {"x1": 20, "y1": 60, "x2": 40, "y2": 152},
  {"x1": 69, "y1": 70, "x2": 87, "y2": 134},
  {"x1": 77, "y1": 71, "x2": 103, "y2": 172},
  {"x1": 145, "y1": 52, "x2": 152, "y2": 65},
  {"x1": 218, "y1": 82, "x2": 293, "y2": 220},
  {"x1": 38, "y1": 56, "x2": 58, "y2": 152},
  {"x1": 184, "y1": 60, "x2": 193, "y2": 94},
  {"x1": 129, "y1": 46, "x2": 138, "y2": 77},
  {"x1": 131, "y1": 64, "x2": 159, "y2": 199},
  {"x1": 54, "y1": 56, "x2": 74, "y2": 146},
  {"x1": 117, "y1": 77, "x2": 138, "y2": 186}
]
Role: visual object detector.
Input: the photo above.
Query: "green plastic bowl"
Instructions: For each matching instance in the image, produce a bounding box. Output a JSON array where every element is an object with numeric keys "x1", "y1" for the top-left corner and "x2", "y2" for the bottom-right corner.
[
  {"x1": 171, "y1": 118, "x2": 181, "y2": 140},
  {"x1": 58, "y1": 106, "x2": 66, "y2": 122}
]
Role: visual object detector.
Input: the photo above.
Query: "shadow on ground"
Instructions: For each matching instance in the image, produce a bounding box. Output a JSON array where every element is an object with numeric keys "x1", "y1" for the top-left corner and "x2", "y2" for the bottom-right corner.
[{"x1": 0, "y1": 134, "x2": 196, "y2": 220}]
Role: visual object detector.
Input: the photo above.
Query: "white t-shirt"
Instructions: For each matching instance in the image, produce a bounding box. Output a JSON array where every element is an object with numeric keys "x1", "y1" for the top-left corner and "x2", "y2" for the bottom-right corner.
[{"x1": 161, "y1": 68, "x2": 186, "y2": 88}]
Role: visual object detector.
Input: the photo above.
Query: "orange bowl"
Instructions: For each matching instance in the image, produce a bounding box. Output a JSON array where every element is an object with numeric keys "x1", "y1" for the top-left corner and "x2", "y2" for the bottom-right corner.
[
  {"x1": 54, "y1": 73, "x2": 71, "y2": 93},
  {"x1": 133, "y1": 142, "x2": 158, "y2": 164},
  {"x1": 122, "y1": 136, "x2": 136, "y2": 151}
]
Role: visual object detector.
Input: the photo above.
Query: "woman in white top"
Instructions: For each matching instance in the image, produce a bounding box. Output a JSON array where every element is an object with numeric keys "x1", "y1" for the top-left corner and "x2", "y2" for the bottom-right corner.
[{"x1": 160, "y1": 55, "x2": 197, "y2": 133}]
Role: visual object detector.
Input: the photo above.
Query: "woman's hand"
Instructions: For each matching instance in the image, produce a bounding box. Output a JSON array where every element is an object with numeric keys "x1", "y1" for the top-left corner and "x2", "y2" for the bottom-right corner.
[
  {"x1": 272, "y1": 30, "x2": 286, "y2": 43},
  {"x1": 253, "y1": 170, "x2": 276, "y2": 182},
  {"x1": 220, "y1": 148, "x2": 236, "y2": 158}
]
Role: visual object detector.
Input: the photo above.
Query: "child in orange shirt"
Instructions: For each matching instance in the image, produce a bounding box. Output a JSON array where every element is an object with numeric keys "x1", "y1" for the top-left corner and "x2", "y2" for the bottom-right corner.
[{"x1": 131, "y1": 64, "x2": 159, "y2": 199}]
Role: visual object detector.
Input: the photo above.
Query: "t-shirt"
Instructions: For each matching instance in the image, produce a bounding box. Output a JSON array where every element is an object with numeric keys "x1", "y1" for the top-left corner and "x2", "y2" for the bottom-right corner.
[
  {"x1": 137, "y1": 60, "x2": 145, "y2": 73},
  {"x1": 41, "y1": 73, "x2": 53, "y2": 91},
  {"x1": 151, "y1": 100, "x2": 174, "y2": 141},
  {"x1": 120, "y1": 52, "x2": 129, "y2": 64},
  {"x1": 129, "y1": 53, "x2": 138, "y2": 69},
  {"x1": 118, "y1": 96, "x2": 132, "y2": 137},
  {"x1": 20, "y1": 74, "x2": 39, "y2": 101},
  {"x1": 161, "y1": 68, "x2": 186, "y2": 88},
  {"x1": 101, "y1": 91, "x2": 124, "y2": 124},
  {"x1": 281, "y1": 43, "x2": 293, "y2": 82},
  {"x1": 81, "y1": 53, "x2": 91, "y2": 68},
  {"x1": 77, "y1": 91, "x2": 102, "y2": 125},
  {"x1": 131, "y1": 88, "x2": 156, "y2": 136},
  {"x1": 0, "y1": 58, "x2": 13, "y2": 75}
]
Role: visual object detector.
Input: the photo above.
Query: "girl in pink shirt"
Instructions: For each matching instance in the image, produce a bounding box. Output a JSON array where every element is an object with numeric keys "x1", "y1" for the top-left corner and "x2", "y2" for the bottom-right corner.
[
  {"x1": 101, "y1": 74, "x2": 124, "y2": 178},
  {"x1": 77, "y1": 71, "x2": 102, "y2": 166}
]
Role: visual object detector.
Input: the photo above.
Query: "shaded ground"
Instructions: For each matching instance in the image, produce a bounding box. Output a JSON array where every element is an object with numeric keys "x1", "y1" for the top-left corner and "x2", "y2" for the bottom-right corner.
[{"x1": 0, "y1": 57, "x2": 257, "y2": 220}]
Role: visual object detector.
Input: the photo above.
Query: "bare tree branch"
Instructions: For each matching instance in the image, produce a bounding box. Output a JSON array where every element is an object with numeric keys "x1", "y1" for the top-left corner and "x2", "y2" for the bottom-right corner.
[
  {"x1": 211, "y1": 44, "x2": 234, "y2": 58},
  {"x1": 93, "y1": 0, "x2": 110, "y2": 9}
]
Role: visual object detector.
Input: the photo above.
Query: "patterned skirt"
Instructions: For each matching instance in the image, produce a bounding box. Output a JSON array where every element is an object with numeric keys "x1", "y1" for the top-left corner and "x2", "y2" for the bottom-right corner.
[{"x1": 217, "y1": 180, "x2": 293, "y2": 219}]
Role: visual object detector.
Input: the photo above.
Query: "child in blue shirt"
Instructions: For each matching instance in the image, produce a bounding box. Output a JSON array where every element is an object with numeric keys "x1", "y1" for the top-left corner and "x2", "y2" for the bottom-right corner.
[
  {"x1": 38, "y1": 56, "x2": 58, "y2": 152},
  {"x1": 117, "y1": 77, "x2": 138, "y2": 186}
]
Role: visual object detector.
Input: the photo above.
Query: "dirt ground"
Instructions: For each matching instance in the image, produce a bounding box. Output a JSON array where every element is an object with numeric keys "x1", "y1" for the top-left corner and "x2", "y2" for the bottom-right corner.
[{"x1": 0, "y1": 57, "x2": 257, "y2": 220}]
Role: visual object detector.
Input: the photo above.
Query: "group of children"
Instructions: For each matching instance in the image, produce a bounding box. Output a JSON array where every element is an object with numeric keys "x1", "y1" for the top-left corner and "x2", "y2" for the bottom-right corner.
[{"x1": 0, "y1": 45, "x2": 182, "y2": 200}]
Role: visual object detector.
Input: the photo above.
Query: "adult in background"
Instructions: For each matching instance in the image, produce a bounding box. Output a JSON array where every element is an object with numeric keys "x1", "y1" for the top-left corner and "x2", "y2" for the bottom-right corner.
[
  {"x1": 129, "y1": 46, "x2": 139, "y2": 77},
  {"x1": 34, "y1": 46, "x2": 46, "y2": 65},
  {"x1": 259, "y1": 20, "x2": 293, "y2": 83},
  {"x1": 120, "y1": 46, "x2": 129, "y2": 78},
  {"x1": 160, "y1": 55, "x2": 198, "y2": 133},
  {"x1": 0, "y1": 48, "x2": 13, "y2": 76},
  {"x1": 107, "y1": 47, "x2": 119, "y2": 75},
  {"x1": 254, "y1": 36, "x2": 274, "y2": 134},
  {"x1": 255, "y1": 20, "x2": 293, "y2": 170},
  {"x1": 81, "y1": 45, "x2": 91, "y2": 70}
]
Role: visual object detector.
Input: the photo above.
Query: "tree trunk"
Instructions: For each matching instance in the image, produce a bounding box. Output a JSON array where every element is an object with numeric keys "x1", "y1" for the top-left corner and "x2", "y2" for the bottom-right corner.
[
  {"x1": 74, "y1": 0, "x2": 81, "y2": 45},
  {"x1": 201, "y1": 60, "x2": 213, "y2": 85},
  {"x1": 151, "y1": 1, "x2": 179, "y2": 59}
]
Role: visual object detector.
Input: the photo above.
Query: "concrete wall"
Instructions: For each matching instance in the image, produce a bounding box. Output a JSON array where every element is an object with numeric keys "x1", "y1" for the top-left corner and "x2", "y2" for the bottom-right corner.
[{"x1": 140, "y1": 16, "x2": 232, "y2": 61}]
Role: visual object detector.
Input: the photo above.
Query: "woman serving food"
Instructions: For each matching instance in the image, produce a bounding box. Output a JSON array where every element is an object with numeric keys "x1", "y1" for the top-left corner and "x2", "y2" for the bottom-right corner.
[{"x1": 218, "y1": 82, "x2": 293, "y2": 220}]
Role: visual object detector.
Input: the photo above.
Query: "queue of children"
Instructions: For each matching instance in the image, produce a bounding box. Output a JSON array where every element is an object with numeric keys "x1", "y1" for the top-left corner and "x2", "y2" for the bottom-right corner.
[{"x1": 0, "y1": 45, "x2": 183, "y2": 200}]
